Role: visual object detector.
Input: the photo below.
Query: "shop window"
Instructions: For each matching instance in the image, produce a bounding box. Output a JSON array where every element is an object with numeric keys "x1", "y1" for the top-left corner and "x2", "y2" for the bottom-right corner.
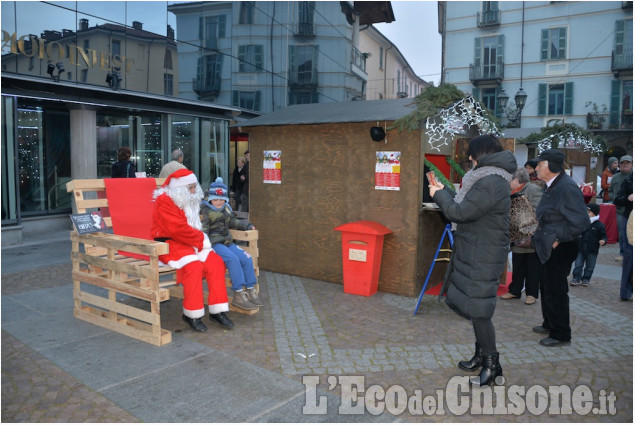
[
  {"x1": 199, "y1": 15, "x2": 226, "y2": 50},
  {"x1": 232, "y1": 90, "x2": 261, "y2": 111}
]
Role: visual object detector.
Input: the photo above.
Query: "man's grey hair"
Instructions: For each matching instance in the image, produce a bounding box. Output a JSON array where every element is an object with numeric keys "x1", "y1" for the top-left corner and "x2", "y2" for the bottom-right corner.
[
  {"x1": 172, "y1": 149, "x2": 184, "y2": 161},
  {"x1": 512, "y1": 167, "x2": 530, "y2": 184}
]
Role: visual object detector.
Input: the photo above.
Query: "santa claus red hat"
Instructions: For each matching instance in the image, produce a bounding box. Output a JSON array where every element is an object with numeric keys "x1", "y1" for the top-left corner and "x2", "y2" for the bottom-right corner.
[{"x1": 163, "y1": 169, "x2": 198, "y2": 189}]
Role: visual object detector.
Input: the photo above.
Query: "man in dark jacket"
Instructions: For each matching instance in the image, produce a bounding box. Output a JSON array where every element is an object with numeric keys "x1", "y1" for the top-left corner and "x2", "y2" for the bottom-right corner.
[
  {"x1": 532, "y1": 149, "x2": 589, "y2": 347},
  {"x1": 614, "y1": 172, "x2": 633, "y2": 300}
]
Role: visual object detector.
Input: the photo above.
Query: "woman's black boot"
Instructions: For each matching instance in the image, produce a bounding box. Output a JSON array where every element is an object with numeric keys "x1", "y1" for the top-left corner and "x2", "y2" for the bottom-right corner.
[
  {"x1": 470, "y1": 352, "x2": 502, "y2": 387},
  {"x1": 458, "y1": 342, "x2": 482, "y2": 371}
]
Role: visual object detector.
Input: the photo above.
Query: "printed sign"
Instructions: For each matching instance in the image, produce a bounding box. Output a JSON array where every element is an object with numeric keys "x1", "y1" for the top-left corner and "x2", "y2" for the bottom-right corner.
[
  {"x1": 375, "y1": 151, "x2": 401, "y2": 191},
  {"x1": 264, "y1": 150, "x2": 282, "y2": 184},
  {"x1": 70, "y1": 211, "x2": 107, "y2": 234}
]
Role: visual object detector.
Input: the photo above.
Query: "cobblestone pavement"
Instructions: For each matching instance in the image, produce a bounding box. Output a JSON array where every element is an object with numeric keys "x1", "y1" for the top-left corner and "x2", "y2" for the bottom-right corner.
[{"x1": 1, "y1": 243, "x2": 632, "y2": 422}]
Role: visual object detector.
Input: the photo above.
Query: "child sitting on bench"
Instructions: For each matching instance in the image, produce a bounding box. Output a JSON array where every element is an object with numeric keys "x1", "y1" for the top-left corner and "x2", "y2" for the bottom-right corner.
[{"x1": 201, "y1": 177, "x2": 263, "y2": 311}]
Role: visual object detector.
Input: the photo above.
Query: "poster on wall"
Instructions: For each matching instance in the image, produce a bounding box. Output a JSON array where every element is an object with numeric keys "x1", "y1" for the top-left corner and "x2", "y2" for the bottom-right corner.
[
  {"x1": 375, "y1": 151, "x2": 401, "y2": 191},
  {"x1": 263, "y1": 150, "x2": 282, "y2": 184}
]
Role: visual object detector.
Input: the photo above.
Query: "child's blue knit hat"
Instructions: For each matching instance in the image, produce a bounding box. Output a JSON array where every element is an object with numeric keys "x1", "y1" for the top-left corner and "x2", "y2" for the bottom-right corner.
[{"x1": 208, "y1": 177, "x2": 229, "y2": 202}]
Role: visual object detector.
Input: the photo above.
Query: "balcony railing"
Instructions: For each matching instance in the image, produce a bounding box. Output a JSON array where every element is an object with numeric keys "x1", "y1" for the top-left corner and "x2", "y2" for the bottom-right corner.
[
  {"x1": 351, "y1": 47, "x2": 367, "y2": 73},
  {"x1": 192, "y1": 78, "x2": 221, "y2": 97},
  {"x1": 294, "y1": 22, "x2": 314, "y2": 37},
  {"x1": 469, "y1": 61, "x2": 504, "y2": 85},
  {"x1": 289, "y1": 70, "x2": 317, "y2": 87},
  {"x1": 612, "y1": 48, "x2": 633, "y2": 76},
  {"x1": 477, "y1": 9, "x2": 500, "y2": 27}
]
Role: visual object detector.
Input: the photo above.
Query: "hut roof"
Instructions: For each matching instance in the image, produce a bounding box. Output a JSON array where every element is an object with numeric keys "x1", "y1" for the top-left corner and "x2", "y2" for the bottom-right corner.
[{"x1": 237, "y1": 98, "x2": 417, "y2": 127}]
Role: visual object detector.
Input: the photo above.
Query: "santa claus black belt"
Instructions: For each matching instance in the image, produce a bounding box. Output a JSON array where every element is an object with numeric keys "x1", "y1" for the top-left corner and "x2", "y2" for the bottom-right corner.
[{"x1": 154, "y1": 237, "x2": 171, "y2": 242}]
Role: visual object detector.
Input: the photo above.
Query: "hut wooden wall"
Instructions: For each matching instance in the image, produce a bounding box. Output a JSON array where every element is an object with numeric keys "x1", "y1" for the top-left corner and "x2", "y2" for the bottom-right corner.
[{"x1": 246, "y1": 122, "x2": 425, "y2": 296}]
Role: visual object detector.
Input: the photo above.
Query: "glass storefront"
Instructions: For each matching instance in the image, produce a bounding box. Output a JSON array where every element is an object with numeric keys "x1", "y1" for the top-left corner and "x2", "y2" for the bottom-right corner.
[{"x1": 1, "y1": 1, "x2": 239, "y2": 228}]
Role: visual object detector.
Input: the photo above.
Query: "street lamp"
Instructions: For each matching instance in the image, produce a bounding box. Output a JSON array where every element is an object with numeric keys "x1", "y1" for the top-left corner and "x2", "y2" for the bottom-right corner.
[{"x1": 497, "y1": 88, "x2": 527, "y2": 127}]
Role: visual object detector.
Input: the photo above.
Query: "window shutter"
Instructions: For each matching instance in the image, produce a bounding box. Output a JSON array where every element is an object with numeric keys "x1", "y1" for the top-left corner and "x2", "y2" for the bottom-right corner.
[
  {"x1": 538, "y1": 83, "x2": 547, "y2": 116},
  {"x1": 474, "y1": 38, "x2": 482, "y2": 68},
  {"x1": 232, "y1": 90, "x2": 239, "y2": 107},
  {"x1": 564, "y1": 82, "x2": 573, "y2": 115},
  {"x1": 610, "y1": 80, "x2": 621, "y2": 127},
  {"x1": 496, "y1": 34, "x2": 504, "y2": 67},
  {"x1": 615, "y1": 20, "x2": 625, "y2": 54},
  {"x1": 255, "y1": 45, "x2": 264, "y2": 69},
  {"x1": 254, "y1": 91, "x2": 261, "y2": 111},
  {"x1": 491, "y1": 1, "x2": 499, "y2": 11},
  {"x1": 196, "y1": 56, "x2": 203, "y2": 85},
  {"x1": 289, "y1": 46, "x2": 297, "y2": 78},
  {"x1": 219, "y1": 15, "x2": 226, "y2": 38},
  {"x1": 541, "y1": 29, "x2": 548, "y2": 60},
  {"x1": 216, "y1": 54, "x2": 224, "y2": 81},
  {"x1": 494, "y1": 86, "x2": 501, "y2": 116},
  {"x1": 558, "y1": 28, "x2": 567, "y2": 59},
  {"x1": 199, "y1": 17, "x2": 204, "y2": 40}
]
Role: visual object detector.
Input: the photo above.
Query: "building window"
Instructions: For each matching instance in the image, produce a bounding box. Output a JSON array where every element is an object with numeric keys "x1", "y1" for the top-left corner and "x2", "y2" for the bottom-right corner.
[
  {"x1": 479, "y1": 1, "x2": 499, "y2": 26},
  {"x1": 112, "y1": 40, "x2": 121, "y2": 57},
  {"x1": 232, "y1": 90, "x2": 261, "y2": 111},
  {"x1": 195, "y1": 54, "x2": 224, "y2": 95},
  {"x1": 473, "y1": 35, "x2": 504, "y2": 79},
  {"x1": 164, "y1": 73, "x2": 173, "y2": 96},
  {"x1": 164, "y1": 50, "x2": 173, "y2": 70},
  {"x1": 289, "y1": 90, "x2": 318, "y2": 105},
  {"x1": 473, "y1": 87, "x2": 501, "y2": 116},
  {"x1": 538, "y1": 82, "x2": 573, "y2": 115},
  {"x1": 610, "y1": 79, "x2": 633, "y2": 128},
  {"x1": 397, "y1": 70, "x2": 401, "y2": 93},
  {"x1": 297, "y1": 1, "x2": 315, "y2": 35},
  {"x1": 289, "y1": 45, "x2": 317, "y2": 85},
  {"x1": 199, "y1": 15, "x2": 226, "y2": 50},
  {"x1": 83, "y1": 39, "x2": 89, "y2": 50},
  {"x1": 541, "y1": 27, "x2": 567, "y2": 61},
  {"x1": 379, "y1": 46, "x2": 384, "y2": 69},
  {"x1": 239, "y1": 1, "x2": 255, "y2": 24},
  {"x1": 238, "y1": 44, "x2": 264, "y2": 73},
  {"x1": 81, "y1": 69, "x2": 88, "y2": 83}
]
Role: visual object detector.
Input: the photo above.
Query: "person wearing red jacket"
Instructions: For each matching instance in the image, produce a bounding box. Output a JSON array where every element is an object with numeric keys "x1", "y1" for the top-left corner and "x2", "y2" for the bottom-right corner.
[{"x1": 151, "y1": 169, "x2": 233, "y2": 332}]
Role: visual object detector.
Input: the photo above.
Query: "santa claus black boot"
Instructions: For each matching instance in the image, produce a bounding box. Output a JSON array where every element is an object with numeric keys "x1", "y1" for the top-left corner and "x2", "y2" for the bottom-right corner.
[{"x1": 182, "y1": 315, "x2": 207, "y2": 332}]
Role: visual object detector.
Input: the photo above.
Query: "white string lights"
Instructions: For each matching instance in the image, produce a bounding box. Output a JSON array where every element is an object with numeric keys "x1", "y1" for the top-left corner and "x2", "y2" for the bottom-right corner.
[
  {"x1": 537, "y1": 132, "x2": 605, "y2": 155},
  {"x1": 425, "y1": 95, "x2": 500, "y2": 152}
]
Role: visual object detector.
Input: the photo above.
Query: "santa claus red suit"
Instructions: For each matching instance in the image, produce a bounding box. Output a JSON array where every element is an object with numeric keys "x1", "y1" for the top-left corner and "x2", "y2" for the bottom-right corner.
[{"x1": 151, "y1": 169, "x2": 229, "y2": 331}]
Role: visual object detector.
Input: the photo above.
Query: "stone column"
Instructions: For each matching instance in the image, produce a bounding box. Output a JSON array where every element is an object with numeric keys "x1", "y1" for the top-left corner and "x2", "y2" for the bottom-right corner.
[{"x1": 69, "y1": 105, "x2": 98, "y2": 179}]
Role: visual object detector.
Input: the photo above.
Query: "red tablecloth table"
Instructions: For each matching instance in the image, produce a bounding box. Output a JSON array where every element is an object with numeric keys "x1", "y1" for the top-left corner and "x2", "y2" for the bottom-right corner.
[{"x1": 599, "y1": 203, "x2": 618, "y2": 244}]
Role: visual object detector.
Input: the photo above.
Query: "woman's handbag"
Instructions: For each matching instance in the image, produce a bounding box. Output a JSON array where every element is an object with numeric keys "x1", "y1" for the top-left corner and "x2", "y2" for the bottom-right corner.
[{"x1": 509, "y1": 194, "x2": 538, "y2": 246}]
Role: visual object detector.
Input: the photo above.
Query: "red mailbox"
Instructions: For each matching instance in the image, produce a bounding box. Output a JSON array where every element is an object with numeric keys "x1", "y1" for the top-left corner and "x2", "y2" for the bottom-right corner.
[{"x1": 334, "y1": 221, "x2": 393, "y2": 296}]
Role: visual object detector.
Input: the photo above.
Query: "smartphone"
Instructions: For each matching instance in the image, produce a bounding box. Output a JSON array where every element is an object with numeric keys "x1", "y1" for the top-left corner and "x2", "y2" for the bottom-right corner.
[{"x1": 426, "y1": 171, "x2": 438, "y2": 187}]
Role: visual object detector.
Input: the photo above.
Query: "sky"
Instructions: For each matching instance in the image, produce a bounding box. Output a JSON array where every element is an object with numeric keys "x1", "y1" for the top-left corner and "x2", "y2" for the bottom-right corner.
[
  {"x1": 375, "y1": 1, "x2": 443, "y2": 86},
  {"x1": 2, "y1": 0, "x2": 443, "y2": 85}
]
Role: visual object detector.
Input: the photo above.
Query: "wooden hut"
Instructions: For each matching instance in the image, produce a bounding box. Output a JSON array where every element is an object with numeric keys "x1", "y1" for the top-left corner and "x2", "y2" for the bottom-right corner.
[{"x1": 238, "y1": 98, "x2": 458, "y2": 297}]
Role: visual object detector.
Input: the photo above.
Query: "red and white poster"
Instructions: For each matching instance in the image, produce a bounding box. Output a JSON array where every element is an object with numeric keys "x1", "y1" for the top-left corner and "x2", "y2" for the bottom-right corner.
[
  {"x1": 375, "y1": 151, "x2": 401, "y2": 191},
  {"x1": 263, "y1": 150, "x2": 282, "y2": 184}
]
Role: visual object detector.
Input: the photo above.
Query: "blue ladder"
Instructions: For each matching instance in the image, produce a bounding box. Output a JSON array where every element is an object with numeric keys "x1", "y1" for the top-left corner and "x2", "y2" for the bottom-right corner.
[{"x1": 413, "y1": 223, "x2": 454, "y2": 315}]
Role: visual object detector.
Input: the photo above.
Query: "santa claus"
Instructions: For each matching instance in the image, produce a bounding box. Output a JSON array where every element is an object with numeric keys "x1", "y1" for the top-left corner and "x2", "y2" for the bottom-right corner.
[{"x1": 151, "y1": 169, "x2": 233, "y2": 332}]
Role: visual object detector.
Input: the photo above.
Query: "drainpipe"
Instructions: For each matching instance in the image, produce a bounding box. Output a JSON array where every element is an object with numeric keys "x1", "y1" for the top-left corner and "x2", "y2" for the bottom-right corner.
[{"x1": 383, "y1": 43, "x2": 393, "y2": 97}]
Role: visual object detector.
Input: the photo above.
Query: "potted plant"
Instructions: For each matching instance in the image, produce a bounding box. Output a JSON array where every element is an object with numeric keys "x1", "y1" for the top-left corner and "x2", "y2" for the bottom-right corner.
[{"x1": 585, "y1": 101, "x2": 608, "y2": 130}]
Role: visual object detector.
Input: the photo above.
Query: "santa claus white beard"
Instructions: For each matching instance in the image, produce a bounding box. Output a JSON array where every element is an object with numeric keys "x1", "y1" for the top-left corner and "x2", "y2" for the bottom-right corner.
[{"x1": 168, "y1": 185, "x2": 204, "y2": 230}]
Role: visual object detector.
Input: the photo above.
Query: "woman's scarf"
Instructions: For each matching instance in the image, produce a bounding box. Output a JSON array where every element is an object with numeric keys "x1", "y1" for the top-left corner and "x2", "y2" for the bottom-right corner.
[{"x1": 454, "y1": 166, "x2": 512, "y2": 204}]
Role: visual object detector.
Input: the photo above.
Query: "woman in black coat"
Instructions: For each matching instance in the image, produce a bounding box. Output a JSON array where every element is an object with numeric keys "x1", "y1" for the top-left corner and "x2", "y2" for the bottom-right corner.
[
  {"x1": 111, "y1": 146, "x2": 136, "y2": 178},
  {"x1": 429, "y1": 134, "x2": 517, "y2": 387}
]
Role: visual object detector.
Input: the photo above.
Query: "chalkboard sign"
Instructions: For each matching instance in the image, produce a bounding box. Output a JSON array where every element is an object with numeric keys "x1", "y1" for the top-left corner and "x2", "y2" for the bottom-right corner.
[{"x1": 70, "y1": 212, "x2": 107, "y2": 234}]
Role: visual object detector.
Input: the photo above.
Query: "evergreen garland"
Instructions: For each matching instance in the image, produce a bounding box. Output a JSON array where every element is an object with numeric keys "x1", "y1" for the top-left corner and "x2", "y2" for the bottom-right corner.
[
  {"x1": 446, "y1": 155, "x2": 466, "y2": 178},
  {"x1": 424, "y1": 159, "x2": 453, "y2": 187}
]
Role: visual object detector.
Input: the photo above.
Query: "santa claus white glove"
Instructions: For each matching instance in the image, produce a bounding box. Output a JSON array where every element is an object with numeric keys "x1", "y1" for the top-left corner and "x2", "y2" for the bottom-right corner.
[{"x1": 203, "y1": 233, "x2": 212, "y2": 250}]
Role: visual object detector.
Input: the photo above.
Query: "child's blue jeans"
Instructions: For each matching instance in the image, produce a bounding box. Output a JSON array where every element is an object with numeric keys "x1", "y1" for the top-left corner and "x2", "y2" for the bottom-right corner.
[
  {"x1": 571, "y1": 251, "x2": 598, "y2": 282},
  {"x1": 212, "y1": 243, "x2": 257, "y2": 292}
]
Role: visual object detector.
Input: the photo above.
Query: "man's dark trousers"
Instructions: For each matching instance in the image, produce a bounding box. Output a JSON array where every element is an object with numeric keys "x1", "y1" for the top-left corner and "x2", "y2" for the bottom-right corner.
[{"x1": 539, "y1": 240, "x2": 579, "y2": 341}]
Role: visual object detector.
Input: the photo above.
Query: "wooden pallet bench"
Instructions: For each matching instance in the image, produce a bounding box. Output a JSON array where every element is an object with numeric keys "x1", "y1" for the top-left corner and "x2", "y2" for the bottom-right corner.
[{"x1": 66, "y1": 178, "x2": 259, "y2": 346}]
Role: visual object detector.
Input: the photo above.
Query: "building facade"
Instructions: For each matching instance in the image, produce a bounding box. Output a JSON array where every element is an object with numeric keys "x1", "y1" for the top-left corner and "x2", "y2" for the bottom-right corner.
[
  {"x1": 359, "y1": 25, "x2": 431, "y2": 100},
  {"x1": 167, "y1": 1, "x2": 422, "y2": 113},
  {"x1": 439, "y1": 1, "x2": 632, "y2": 165},
  {"x1": 1, "y1": 1, "x2": 244, "y2": 243}
]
